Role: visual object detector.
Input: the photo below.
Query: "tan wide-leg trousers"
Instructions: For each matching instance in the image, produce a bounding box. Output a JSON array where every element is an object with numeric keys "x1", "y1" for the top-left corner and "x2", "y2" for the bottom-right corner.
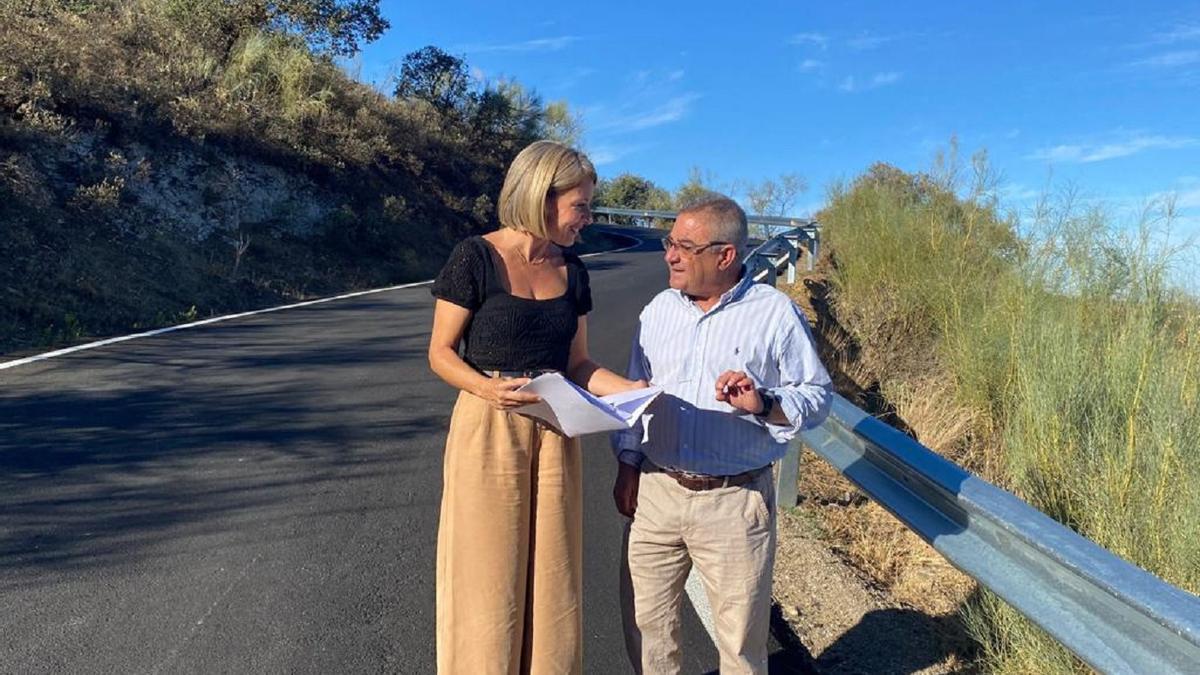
[
  {"x1": 621, "y1": 466, "x2": 777, "y2": 675},
  {"x1": 436, "y1": 390, "x2": 583, "y2": 675}
]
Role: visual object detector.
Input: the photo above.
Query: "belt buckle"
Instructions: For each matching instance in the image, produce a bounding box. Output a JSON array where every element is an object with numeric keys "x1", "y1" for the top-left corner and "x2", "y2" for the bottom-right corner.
[{"x1": 672, "y1": 469, "x2": 718, "y2": 491}]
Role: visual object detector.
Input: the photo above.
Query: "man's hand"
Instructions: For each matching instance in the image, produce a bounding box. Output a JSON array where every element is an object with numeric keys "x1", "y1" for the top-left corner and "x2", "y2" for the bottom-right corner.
[
  {"x1": 613, "y1": 462, "x2": 640, "y2": 518},
  {"x1": 715, "y1": 370, "x2": 762, "y2": 414}
]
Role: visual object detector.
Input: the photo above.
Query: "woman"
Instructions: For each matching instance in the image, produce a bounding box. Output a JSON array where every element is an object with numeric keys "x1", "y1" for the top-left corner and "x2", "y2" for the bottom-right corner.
[{"x1": 428, "y1": 140, "x2": 642, "y2": 674}]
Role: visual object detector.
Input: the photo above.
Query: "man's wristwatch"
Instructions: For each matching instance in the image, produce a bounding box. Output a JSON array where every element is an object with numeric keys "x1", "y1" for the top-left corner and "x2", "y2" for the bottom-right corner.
[{"x1": 754, "y1": 388, "x2": 776, "y2": 419}]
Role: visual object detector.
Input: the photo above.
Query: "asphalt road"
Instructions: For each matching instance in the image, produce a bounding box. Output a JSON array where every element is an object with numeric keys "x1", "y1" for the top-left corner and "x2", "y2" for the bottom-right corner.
[{"x1": 0, "y1": 229, "x2": 803, "y2": 673}]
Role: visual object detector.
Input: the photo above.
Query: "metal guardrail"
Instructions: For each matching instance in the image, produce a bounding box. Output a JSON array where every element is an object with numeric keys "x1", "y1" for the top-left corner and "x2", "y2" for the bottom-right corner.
[
  {"x1": 593, "y1": 205, "x2": 816, "y2": 229},
  {"x1": 744, "y1": 227, "x2": 819, "y2": 277},
  {"x1": 591, "y1": 206, "x2": 821, "y2": 273},
  {"x1": 740, "y1": 228, "x2": 1200, "y2": 674}
]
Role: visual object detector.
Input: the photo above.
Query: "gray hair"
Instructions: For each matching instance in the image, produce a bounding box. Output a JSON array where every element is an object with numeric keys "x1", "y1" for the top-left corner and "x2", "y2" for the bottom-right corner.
[{"x1": 678, "y1": 195, "x2": 748, "y2": 257}]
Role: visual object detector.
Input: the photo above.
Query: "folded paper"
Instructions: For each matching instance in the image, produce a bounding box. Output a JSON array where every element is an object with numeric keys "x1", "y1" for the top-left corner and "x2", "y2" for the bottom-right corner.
[{"x1": 513, "y1": 373, "x2": 661, "y2": 438}]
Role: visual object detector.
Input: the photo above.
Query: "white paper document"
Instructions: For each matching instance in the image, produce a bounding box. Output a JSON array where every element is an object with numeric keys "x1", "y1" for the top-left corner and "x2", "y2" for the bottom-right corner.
[{"x1": 513, "y1": 373, "x2": 662, "y2": 438}]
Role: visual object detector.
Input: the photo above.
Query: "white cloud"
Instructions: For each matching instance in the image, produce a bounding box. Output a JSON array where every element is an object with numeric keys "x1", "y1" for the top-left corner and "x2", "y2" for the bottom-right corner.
[
  {"x1": 1028, "y1": 133, "x2": 1199, "y2": 163},
  {"x1": 1130, "y1": 50, "x2": 1200, "y2": 68},
  {"x1": 790, "y1": 32, "x2": 830, "y2": 49},
  {"x1": 838, "y1": 72, "x2": 902, "y2": 92},
  {"x1": 612, "y1": 94, "x2": 701, "y2": 132},
  {"x1": 458, "y1": 36, "x2": 580, "y2": 54},
  {"x1": 585, "y1": 71, "x2": 699, "y2": 163},
  {"x1": 798, "y1": 59, "x2": 824, "y2": 72},
  {"x1": 588, "y1": 143, "x2": 644, "y2": 166},
  {"x1": 1152, "y1": 22, "x2": 1200, "y2": 45},
  {"x1": 847, "y1": 32, "x2": 901, "y2": 50},
  {"x1": 585, "y1": 85, "x2": 700, "y2": 137}
]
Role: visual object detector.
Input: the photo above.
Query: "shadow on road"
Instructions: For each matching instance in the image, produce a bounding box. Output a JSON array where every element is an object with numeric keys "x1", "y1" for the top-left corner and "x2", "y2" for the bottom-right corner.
[{"x1": 0, "y1": 300, "x2": 451, "y2": 589}]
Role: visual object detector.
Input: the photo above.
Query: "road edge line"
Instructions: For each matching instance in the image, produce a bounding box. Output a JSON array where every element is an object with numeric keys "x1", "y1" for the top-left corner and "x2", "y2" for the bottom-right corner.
[{"x1": 1, "y1": 231, "x2": 646, "y2": 372}]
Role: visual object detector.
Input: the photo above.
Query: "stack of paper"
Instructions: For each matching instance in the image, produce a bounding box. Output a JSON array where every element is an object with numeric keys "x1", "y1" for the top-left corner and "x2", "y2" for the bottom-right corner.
[{"x1": 513, "y1": 373, "x2": 661, "y2": 438}]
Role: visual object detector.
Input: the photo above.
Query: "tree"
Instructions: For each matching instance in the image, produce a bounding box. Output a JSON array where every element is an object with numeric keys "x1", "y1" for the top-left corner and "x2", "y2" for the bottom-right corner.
[
  {"x1": 595, "y1": 173, "x2": 672, "y2": 227},
  {"x1": 740, "y1": 172, "x2": 808, "y2": 238},
  {"x1": 263, "y1": 0, "x2": 387, "y2": 56},
  {"x1": 541, "y1": 100, "x2": 583, "y2": 147},
  {"x1": 596, "y1": 173, "x2": 671, "y2": 209},
  {"x1": 155, "y1": 0, "x2": 387, "y2": 58},
  {"x1": 673, "y1": 166, "x2": 722, "y2": 210},
  {"x1": 393, "y1": 46, "x2": 474, "y2": 116},
  {"x1": 744, "y1": 172, "x2": 807, "y2": 216}
]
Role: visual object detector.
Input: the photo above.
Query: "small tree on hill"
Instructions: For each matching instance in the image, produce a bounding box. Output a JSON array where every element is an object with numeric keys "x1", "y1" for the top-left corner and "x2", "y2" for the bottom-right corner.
[
  {"x1": 673, "y1": 166, "x2": 722, "y2": 210},
  {"x1": 595, "y1": 173, "x2": 672, "y2": 227},
  {"x1": 393, "y1": 46, "x2": 474, "y2": 117}
]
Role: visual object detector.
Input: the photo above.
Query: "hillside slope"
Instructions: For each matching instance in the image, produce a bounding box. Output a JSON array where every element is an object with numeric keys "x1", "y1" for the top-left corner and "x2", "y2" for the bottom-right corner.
[{"x1": 1, "y1": 2, "x2": 580, "y2": 356}]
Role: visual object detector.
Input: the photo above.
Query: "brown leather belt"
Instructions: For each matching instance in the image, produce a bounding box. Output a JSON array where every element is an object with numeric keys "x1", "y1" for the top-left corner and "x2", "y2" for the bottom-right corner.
[{"x1": 651, "y1": 464, "x2": 770, "y2": 492}]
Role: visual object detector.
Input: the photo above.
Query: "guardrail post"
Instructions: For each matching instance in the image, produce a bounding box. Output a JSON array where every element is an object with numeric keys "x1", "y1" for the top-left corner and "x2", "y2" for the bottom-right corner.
[
  {"x1": 775, "y1": 440, "x2": 801, "y2": 509},
  {"x1": 785, "y1": 240, "x2": 798, "y2": 285},
  {"x1": 754, "y1": 254, "x2": 777, "y2": 285}
]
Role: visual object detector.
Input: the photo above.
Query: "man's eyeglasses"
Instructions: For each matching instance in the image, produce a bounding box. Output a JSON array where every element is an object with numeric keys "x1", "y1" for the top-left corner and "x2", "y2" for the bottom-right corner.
[{"x1": 661, "y1": 236, "x2": 730, "y2": 256}]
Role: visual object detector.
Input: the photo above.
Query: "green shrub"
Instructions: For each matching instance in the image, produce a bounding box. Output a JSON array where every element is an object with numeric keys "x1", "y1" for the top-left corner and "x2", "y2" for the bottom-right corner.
[{"x1": 823, "y1": 153, "x2": 1199, "y2": 673}]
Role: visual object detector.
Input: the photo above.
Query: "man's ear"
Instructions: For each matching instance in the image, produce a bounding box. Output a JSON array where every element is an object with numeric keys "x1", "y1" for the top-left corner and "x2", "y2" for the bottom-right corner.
[{"x1": 719, "y1": 245, "x2": 739, "y2": 270}]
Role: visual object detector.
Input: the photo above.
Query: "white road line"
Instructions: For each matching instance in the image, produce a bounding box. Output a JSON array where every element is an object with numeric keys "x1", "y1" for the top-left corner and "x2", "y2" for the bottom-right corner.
[
  {"x1": 0, "y1": 280, "x2": 433, "y2": 371},
  {"x1": 0, "y1": 231, "x2": 645, "y2": 372}
]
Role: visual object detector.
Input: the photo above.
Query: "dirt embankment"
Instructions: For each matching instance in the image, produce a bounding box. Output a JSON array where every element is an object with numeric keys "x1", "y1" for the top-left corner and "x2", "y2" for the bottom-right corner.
[{"x1": 770, "y1": 268, "x2": 982, "y2": 674}]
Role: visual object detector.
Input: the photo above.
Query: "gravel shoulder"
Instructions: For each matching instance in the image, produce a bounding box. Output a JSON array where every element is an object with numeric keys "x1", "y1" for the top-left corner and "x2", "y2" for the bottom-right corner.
[{"x1": 772, "y1": 503, "x2": 978, "y2": 674}]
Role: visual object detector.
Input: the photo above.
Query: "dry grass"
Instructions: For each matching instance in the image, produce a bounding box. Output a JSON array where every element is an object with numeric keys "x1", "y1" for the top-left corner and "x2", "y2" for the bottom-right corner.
[
  {"x1": 794, "y1": 375, "x2": 981, "y2": 617},
  {"x1": 798, "y1": 154, "x2": 1200, "y2": 673}
]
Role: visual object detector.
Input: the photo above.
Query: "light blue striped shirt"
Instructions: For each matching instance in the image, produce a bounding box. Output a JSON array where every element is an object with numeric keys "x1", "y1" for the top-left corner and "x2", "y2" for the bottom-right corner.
[{"x1": 612, "y1": 271, "x2": 832, "y2": 475}]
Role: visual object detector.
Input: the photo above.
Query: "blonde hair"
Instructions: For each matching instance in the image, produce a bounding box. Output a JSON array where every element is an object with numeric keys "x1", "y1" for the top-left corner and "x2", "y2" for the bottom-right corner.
[{"x1": 497, "y1": 140, "x2": 597, "y2": 237}]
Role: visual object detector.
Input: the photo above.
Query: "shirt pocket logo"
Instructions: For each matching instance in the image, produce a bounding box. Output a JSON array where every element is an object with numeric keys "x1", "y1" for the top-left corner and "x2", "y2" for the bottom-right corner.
[{"x1": 730, "y1": 341, "x2": 765, "y2": 373}]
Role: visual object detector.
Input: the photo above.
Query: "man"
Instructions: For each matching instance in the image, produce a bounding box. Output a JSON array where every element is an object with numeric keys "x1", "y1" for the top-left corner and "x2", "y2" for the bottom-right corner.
[{"x1": 612, "y1": 195, "x2": 832, "y2": 675}]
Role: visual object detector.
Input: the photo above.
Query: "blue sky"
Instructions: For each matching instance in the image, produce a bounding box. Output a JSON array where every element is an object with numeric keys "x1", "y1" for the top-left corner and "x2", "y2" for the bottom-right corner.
[{"x1": 355, "y1": 1, "x2": 1200, "y2": 238}]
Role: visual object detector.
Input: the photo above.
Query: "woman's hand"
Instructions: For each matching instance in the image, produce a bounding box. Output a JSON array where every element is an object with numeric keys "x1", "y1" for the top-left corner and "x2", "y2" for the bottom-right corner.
[{"x1": 476, "y1": 376, "x2": 542, "y2": 410}]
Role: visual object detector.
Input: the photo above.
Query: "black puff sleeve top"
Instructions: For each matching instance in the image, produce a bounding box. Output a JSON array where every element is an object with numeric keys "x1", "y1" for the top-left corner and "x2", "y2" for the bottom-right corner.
[{"x1": 431, "y1": 236, "x2": 593, "y2": 373}]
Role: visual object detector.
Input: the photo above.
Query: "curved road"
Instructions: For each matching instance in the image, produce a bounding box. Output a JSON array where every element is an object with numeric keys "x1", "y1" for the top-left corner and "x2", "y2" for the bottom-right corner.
[{"x1": 0, "y1": 230, "x2": 805, "y2": 673}]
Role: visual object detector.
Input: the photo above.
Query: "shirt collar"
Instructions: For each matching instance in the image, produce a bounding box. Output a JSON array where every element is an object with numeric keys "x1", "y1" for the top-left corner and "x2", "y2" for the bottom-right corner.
[{"x1": 672, "y1": 266, "x2": 754, "y2": 311}]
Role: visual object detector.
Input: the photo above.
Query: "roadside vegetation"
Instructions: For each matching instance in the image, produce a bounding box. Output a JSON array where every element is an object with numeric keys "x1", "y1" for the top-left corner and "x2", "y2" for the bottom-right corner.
[
  {"x1": 811, "y1": 147, "x2": 1200, "y2": 672},
  {"x1": 0, "y1": 0, "x2": 586, "y2": 355}
]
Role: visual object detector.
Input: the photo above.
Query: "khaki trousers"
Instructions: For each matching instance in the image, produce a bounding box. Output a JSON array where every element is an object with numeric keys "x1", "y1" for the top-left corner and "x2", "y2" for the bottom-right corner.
[
  {"x1": 621, "y1": 466, "x2": 776, "y2": 675},
  {"x1": 436, "y1": 391, "x2": 583, "y2": 675}
]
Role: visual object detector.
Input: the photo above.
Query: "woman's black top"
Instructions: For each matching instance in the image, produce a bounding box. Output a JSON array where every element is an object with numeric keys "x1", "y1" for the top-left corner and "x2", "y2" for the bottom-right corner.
[{"x1": 431, "y1": 236, "x2": 592, "y2": 373}]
